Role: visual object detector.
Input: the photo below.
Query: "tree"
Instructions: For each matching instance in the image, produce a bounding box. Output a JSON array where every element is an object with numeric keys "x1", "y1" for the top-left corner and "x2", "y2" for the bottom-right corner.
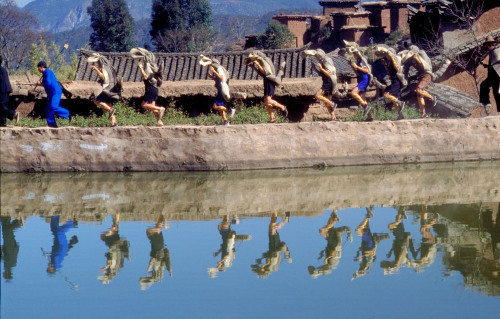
[
  {"x1": 150, "y1": 0, "x2": 216, "y2": 52},
  {"x1": 87, "y1": 0, "x2": 135, "y2": 52},
  {"x1": 0, "y1": 0, "x2": 40, "y2": 70},
  {"x1": 28, "y1": 39, "x2": 76, "y2": 80},
  {"x1": 257, "y1": 20, "x2": 295, "y2": 50}
]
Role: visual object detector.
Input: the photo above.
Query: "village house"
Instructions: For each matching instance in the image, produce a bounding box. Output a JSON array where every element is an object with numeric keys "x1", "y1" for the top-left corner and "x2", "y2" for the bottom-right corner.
[{"x1": 270, "y1": 0, "x2": 423, "y2": 48}]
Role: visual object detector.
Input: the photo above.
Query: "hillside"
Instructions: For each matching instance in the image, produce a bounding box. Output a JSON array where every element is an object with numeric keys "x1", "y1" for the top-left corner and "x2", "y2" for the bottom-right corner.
[{"x1": 24, "y1": 0, "x2": 321, "y2": 33}]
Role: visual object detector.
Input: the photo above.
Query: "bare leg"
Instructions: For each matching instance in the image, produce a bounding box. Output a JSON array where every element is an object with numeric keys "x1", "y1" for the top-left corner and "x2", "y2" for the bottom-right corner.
[
  {"x1": 265, "y1": 96, "x2": 286, "y2": 123},
  {"x1": 213, "y1": 103, "x2": 228, "y2": 123},
  {"x1": 315, "y1": 89, "x2": 337, "y2": 120},
  {"x1": 95, "y1": 100, "x2": 117, "y2": 127},
  {"x1": 383, "y1": 92, "x2": 405, "y2": 120},
  {"x1": 142, "y1": 101, "x2": 165, "y2": 126}
]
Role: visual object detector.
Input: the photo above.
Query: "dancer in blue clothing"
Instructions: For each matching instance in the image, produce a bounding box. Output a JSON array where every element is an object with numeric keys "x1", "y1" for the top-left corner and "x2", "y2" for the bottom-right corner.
[
  {"x1": 352, "y1": 207, "x2": 389, "y2": 280},
  {"x1": 36, "y1": 61, "x2": 70, "y2": 128},
  {"x1": 46, "y1": 216, "x2": 78, "y2": 274}
]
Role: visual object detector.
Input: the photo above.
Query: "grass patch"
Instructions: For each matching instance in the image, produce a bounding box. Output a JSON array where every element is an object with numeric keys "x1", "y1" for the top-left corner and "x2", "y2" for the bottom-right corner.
[
  {"x1": 343, "y1": 100, "x2": 424, "y2": 122},
  {"x1": 7, "y1": 99, "x2": 433, "y2": 128}
]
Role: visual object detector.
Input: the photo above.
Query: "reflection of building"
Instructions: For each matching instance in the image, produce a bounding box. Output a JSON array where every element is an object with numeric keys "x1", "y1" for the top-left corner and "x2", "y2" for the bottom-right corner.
[{"x1": 409, "y1": 203, "x2": 500, "y2": 296}]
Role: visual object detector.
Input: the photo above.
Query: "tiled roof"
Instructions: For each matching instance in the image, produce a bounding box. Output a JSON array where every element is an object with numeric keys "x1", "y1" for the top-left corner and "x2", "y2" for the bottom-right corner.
[
  {"x1": 431, "y1": 28, "x2": 500, "y2": 66},
  {"x1": 429, "y1": 83, "x2": 481, "y2": 117},
  {"x1": 75, "y1": 46, "x2": 356, "y2": 82}
]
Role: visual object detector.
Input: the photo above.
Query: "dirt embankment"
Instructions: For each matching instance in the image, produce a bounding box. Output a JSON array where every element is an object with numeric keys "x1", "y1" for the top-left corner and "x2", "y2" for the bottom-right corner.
[{"x1": 1, "y1": 116, "x2": 499, "y2": 173}]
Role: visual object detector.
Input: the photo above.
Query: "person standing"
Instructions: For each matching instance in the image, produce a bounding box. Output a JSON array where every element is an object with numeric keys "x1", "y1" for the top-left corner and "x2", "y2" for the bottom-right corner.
[
  {"x1": 36, "y1": 61, "x2": 70, "y2": 128},
  {"x1": 479, "y1": 35, "x2": 500, "y2": 114},
  {"x1": 0, "y1": 56, "x2": 19, "y2": 127}
]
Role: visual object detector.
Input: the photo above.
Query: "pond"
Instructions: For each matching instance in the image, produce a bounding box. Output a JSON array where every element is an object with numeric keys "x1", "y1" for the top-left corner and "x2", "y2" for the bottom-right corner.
[{"x1": 1, "y1": 162, "x2": 500, "y2": 319}]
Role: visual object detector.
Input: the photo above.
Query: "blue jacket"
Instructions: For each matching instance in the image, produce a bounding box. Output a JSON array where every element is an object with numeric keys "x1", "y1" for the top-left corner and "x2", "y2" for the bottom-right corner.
[{"x1": 42, "y1": 68, "x2": 62, "y2": 97}]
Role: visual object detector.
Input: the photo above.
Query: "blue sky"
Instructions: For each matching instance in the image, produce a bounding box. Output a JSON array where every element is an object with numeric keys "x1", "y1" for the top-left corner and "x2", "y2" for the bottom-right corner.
[{"x1": 13, "y1": 0, "x2": 32, "y2": 7}]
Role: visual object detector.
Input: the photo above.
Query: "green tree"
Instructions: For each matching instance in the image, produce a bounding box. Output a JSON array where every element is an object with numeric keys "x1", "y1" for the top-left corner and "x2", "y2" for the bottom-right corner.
[
  {"x1": 28, "y1": 40, "x2": 76, "y2": 80},
  {"x1": 0, "y1": 0, "x2": 40, "y2": 70},
  {"x1": 257, "y1": 20, "x2": 295, "y2": 49},
  {"x1": 87, "y1": 0, "x2": 135, "y2": 52},
  {"x1": 150, "y1": 0, "x2": 215, "y2": 52}
]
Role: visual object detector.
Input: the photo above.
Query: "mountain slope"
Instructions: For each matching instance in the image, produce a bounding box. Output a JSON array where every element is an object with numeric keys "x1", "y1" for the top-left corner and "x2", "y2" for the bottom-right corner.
[{"x1": 24, "y1": 0, "x2": 321, "y2": 33}]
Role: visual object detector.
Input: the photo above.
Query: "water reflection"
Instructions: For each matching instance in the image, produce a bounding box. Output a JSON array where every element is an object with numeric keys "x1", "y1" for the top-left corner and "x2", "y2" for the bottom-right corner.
[
  {"x1": 309, "y1": 210, "x2": 352, "y2": 278},
  {"x1": 412, "y1": 205, "x2": 438, "y2": 271},
  {"x1": 352, "y1": 207, "x2": 389, "y2": 280},
  {"x1": 140, "y1": 215, "x2": 171, "y2": 290},
  {"x1": 1, "y1": 162, "x2": 500, "y2": 318},
  {"x1": 0, "y1": 216, "x2": 23, "y2": 280},
  {"x1": 251, "y1": 212, "x2": 292, "y2": 278},
  {"x1": 209, "y1": 215, "x2": 251, "y2": 278},
  {"x1": 98, "y1": 214, "x2": 130, "y2": 284}
]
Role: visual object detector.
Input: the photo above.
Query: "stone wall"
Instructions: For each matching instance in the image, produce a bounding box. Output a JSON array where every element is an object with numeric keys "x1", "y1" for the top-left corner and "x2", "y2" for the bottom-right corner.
[{"x1": 1, "y1": 117, "x2": 499, "y2": 173}]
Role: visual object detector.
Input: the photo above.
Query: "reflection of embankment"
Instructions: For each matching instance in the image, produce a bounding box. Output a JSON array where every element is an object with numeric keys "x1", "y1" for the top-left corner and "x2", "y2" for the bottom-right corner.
[{"x1": 2, "y1": 161, "x2": 500, "y2": 221}]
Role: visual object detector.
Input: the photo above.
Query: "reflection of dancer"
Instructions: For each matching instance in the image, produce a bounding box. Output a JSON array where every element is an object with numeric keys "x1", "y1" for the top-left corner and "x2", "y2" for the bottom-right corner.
[
  {"x1": 46, "y1": 216, "x2": 78, "y2": 274},
  {"x1": 98, "y1": 214, "x2": 130, "y2": 284},
  {"x1": 1, "y1": 216, "x2": 23, "y2": 280},
  {"x1": 251, "y1": 212, "x2": 291, "y2": 278},
  {"x1": 410, "y1": 205, "x2": 437, "y2": 272},
  {"x1": 380, "y1": 207, "x2": 414, "y2": 274},
  {"x1": 352, "y1": 207, "x2": 389, "y2": 280},
  {"x1": 208, "y1": 215, "x2": 251, "y2": 278},
  {"x1": 245, "y1": 50, "x2": 288, "y2": 123},
  {"x1": 139, "y1": 215, "x2": 171, "y2": 290},
  {"x1": 308, "y1": 210, "x2": 352, "y2": 278}
]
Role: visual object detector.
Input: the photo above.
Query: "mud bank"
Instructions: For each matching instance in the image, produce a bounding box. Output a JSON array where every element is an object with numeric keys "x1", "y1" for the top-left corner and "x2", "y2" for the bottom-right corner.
[{"x1": 1, "y1": 117, "x2": 499, "y2": 173}]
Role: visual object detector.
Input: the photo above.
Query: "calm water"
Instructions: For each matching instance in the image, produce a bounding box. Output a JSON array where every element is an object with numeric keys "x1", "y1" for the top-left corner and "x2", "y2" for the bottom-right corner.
[{"x1": 1, "y1": 162, "x2": 500, "y2": 319}]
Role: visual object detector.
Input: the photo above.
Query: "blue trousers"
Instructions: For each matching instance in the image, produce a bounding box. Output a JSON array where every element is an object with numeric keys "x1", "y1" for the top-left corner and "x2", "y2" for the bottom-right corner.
[{"x1": 46, "y1": 93, "x2": 69, "y2": 127}]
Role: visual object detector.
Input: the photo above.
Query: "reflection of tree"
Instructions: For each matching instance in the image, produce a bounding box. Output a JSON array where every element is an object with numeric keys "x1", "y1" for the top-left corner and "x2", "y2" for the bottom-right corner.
[
  {"x1": 98, "y1": 214, "x2": 130, "y2": 284},
  {"x1": 0, "y1": 216, "x2": 23, "y2": 280},
  {"x1": 380, "y1": 207, "x2": 414, "y2": 275},
  {"x1": 139, "y1": 215, "x2": 171, "y2": 290},
  {"x1": 251, "y1": 212, "x2": 291, "y2": 278},
  {"x1": 208, "y1": 215, "x2": 251, "y2": 278},
  {"x1": 352, "y1": 207, "x2": 389, "y2": 280},
  {"x1": 308, "y1": 210, "x2": 352, "y2": 278}
]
